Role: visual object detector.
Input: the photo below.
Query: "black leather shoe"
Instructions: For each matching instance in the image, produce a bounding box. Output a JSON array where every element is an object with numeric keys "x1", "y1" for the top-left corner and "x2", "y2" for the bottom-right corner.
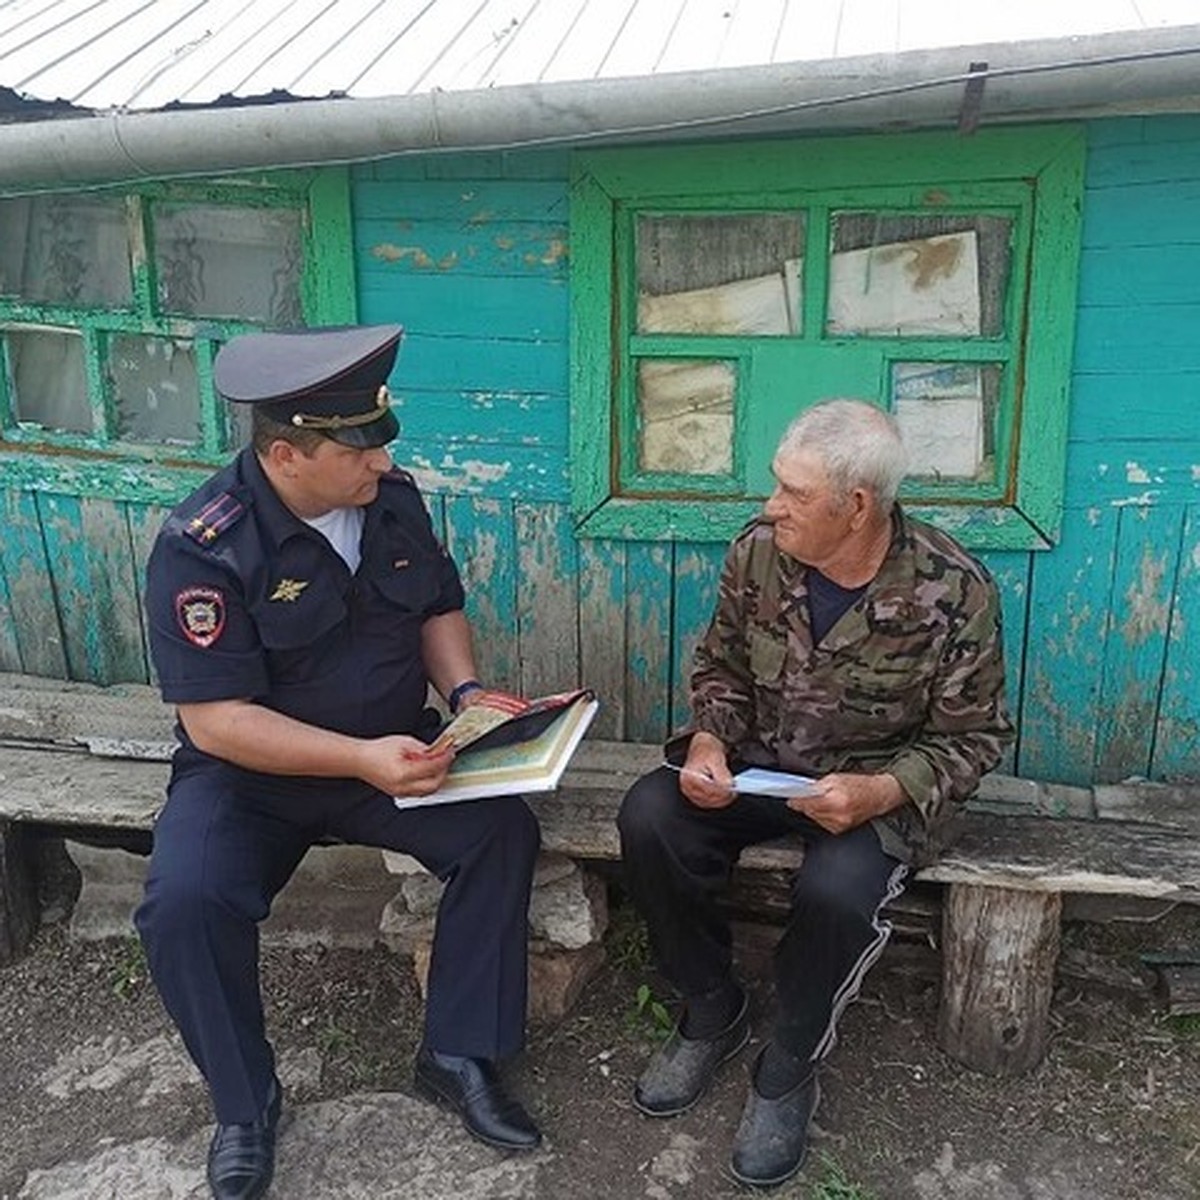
[
  {"x1": 729, "y1": 1055, "x2": 820, "y2": 1188},
  {"x1": 633, "y1": 991, "x2": 750, "y2": 1117},
  {"x1": 207, "y1": 1077, "x2": 282, "y2": 1200},
  {"x1": 413, "y1": 1047, "x2": 542, "y2": 1151}
]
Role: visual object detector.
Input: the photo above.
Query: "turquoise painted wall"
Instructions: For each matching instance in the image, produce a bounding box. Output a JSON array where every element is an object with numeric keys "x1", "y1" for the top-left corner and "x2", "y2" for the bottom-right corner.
[
  {"x1": 351, "y1": 119, "x2": 1200, "y2": 783},
  {"x1": 0, "y1": 117, "x2": 1197, "y2": 786}
]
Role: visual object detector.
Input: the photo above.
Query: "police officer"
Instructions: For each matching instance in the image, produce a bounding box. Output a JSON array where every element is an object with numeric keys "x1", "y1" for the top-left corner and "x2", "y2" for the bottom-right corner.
[
  {"x1": 618, "y1": 399, "x2": 1013, "y2": 1188},
  {"x1": 136, "y1": 325, "x2": 541, "y2": 1200}
]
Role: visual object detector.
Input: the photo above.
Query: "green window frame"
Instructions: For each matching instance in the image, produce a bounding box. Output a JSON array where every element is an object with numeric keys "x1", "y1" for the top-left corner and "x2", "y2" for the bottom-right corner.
[
  {"x1": 570, "y1": 127, "x2": 1084, "y2": 549},
  {"x1": 0, "y1": 169, "x2": 355, "y2": 501}
]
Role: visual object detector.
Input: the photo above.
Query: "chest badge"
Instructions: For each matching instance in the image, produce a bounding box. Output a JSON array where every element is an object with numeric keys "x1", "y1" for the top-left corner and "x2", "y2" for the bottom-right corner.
[{"x1": 269, "y1": 578, "x2": 310, "y2": 602}]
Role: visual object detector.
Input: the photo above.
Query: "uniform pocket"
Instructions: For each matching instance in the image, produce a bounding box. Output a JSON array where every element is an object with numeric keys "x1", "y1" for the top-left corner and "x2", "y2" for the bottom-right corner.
[
  {"x1": 369, "y1": 559, "x2": 443, "y2": 615},
  {"x1": 747, "y1": 627, "x2": 788, "y2": 683}
]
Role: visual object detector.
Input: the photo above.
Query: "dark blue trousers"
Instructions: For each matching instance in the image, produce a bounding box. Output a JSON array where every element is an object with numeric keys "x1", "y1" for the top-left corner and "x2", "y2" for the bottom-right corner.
[
  {"x1": 618, "y1": 766, "x2": 907, "y2": 1064},
  {"x1": 135, "y1": 760, "x2": 539, "y2": 1123}
]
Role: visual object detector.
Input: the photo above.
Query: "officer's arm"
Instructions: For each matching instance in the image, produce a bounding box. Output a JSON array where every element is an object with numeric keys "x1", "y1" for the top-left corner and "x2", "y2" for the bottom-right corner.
[
  {"x1": 177, "y1": 699, "x2": 452, "y2": 795},
  {"x1": 421, "y1": 610, "x2": 481, "y2": 705}
]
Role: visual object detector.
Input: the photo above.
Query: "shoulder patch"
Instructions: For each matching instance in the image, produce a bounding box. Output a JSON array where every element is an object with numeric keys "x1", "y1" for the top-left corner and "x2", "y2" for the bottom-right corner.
[{"x1": 183, "y1": 491, "x2": 246, "y2": 547}]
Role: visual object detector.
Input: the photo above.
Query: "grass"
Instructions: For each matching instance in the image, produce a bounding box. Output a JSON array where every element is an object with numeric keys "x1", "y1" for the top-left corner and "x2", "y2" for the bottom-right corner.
[
  {"x1": 109, "y1": 936, "x2": 148, "y2": 1000},
  {"x1": 807, "y1": 1153, "x2": 878, "y2": 1200}
]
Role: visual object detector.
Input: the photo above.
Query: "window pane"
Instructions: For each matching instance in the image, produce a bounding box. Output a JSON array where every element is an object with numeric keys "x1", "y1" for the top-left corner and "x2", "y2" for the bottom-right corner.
[
  {"x1": 0, "y1": 195, "x2": 132, "y2": 307},
  {"x1": 891, "y1": 362, "x2": 1001, "y2": 482},
  {"x1": 154, "y1": 203, "x2": 304, "y2": 323},
  {"x1": 109, "y1": 334, "x2": 201, "y2": 445},
  {"x1": 637, "y1": 358, "x2": 734, "y2": 475},
  {"x1": 5, "y1": 328, "x2": 92, "y2": 433},
  {"x1": 637, "y1": 214, "x2": 803, "y2": 336},
  {"x1": 828, "y1": 213, "x2": 1011, "y2": 337}
]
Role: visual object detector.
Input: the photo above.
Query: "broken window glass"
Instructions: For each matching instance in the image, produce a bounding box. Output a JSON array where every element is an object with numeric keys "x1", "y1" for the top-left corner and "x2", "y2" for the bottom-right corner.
[
  {"x1": 828, "y1": 213, "x2": 1011, "y2": 337},
  {"x1": 891, "y1": 361, "x2": 1001, "y2": 482},
  {"x1": 109, "y1": 334, "x2": 202, "y2": 445},
  {"x1": 0, "y1": 195, "x2": 132, "y2": 308},
  {"x1": 6, "y1": 327, "x2": 92, "y2": 434},
  {"x1": 154, "y1": 202, "x2": 304, "y2": 324},
  {"x1": 636, "y1": 214, "x2": 803, "y2": 336},
  {"x1": 636, "y1": 358, "x2": 735, "y2": 475}
]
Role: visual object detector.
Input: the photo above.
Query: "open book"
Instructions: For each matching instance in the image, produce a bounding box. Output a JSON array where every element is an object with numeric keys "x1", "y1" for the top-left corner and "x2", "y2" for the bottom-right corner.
[{"x1": 394, "y1": 689, "x2": 599, "y2": 808}]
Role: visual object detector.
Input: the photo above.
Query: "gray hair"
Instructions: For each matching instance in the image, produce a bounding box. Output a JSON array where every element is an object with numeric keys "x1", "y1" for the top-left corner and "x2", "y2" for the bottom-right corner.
[{"x1": 776, "y1": 399, "x2": 908, "y2": 509}]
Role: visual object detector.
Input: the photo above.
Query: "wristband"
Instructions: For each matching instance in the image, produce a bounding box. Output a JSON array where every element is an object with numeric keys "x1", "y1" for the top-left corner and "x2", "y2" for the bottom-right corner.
[{"x1": 449, "y1": 678, "x2": 484, "y2": 712}]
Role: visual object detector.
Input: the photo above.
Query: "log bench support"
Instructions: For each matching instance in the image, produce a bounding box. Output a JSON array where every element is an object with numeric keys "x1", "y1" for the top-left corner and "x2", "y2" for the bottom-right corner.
[
  {"x1": 0, "y1": 818, "x2": 38, "y2": 965},
  {"x1": 936, "y1": 883, "x2": 1062, "y2": 1075}
]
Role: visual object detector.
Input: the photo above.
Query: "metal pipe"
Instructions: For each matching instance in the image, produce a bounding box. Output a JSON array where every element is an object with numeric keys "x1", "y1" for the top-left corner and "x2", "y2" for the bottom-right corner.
[{"x1": 2, "y1": 24, "x2": 1199, "y2": 190}]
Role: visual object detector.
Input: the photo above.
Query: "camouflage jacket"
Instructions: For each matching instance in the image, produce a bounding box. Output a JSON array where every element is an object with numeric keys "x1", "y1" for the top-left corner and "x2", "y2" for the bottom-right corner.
[{"x1": 685, "y1": 507, "x2": 1014, "y2": 864}]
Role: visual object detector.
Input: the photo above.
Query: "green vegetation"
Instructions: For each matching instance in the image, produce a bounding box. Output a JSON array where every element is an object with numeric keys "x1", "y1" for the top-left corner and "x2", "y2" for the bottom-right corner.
[{"x1": 807, "y1": 1153, "x2": 878, "y2": 1200}]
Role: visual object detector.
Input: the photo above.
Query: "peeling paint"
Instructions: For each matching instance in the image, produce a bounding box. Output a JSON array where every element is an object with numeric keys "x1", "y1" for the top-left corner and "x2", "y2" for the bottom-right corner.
[
  {"x1": 1125, "y1": 461, "x2": 1152, "y2": 484},
  {"x1": 370, "y1": 243, "x2": 436, "y2": 268},
  {"x1": 469, "y1": 209, "x2": 494, "y2": 225},
  {"x1": 523, "y1": 238, "x2": 568, "y2": 267},
  {"x1": 1113, "y1": 492, "x2": 1159, "y2": 507},
  {"x1": 494, "y1": 236, "x2": 515, "y2": 250},
  {"x1": 1122, "y1": 547, "x2": 1171, "y2": 643},
  {"x1": 407, "y1": 455, "x2": 512, "y2": 491},
  {"x1": 1086, "y1": 507, "x2": 1103, "y2": 526}
]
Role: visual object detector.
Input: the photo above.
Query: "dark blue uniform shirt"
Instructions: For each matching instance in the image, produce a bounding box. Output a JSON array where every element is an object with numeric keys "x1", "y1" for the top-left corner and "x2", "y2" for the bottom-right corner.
[{"x1": 145, "y1": 448, "x2": 464, "y2": 771}]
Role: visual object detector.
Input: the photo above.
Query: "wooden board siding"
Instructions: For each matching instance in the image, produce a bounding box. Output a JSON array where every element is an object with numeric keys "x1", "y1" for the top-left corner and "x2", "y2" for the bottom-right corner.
[{"x1": 0, "y1": 125, "x2": 1197, "y2": 786}]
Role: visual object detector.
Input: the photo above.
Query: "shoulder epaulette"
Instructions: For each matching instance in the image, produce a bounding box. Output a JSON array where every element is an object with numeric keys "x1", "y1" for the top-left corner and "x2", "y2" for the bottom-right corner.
[{"x1": 183, "y1": 491, "x2": 246, "y2": 547}]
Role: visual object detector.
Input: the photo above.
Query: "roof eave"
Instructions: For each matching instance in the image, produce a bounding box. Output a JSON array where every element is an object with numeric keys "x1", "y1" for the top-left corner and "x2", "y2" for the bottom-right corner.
[{"x1": 1, "y1": 23, "x2": 1198, "y2": 190}]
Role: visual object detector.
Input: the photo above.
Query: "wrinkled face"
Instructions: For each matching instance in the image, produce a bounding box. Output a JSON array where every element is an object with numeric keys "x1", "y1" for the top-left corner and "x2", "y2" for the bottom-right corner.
[
  {"x1": 762, "y1": 447, "x2": 855, "y2": 567},
  {"x1": 288, "y1": 437, "x2": 393, "y2": 515}
]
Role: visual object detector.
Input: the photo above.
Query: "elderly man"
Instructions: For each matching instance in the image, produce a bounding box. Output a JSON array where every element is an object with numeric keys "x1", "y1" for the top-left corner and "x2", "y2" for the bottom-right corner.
[
  {"x1": 618, "y1": 399, "x2": 1013, "y2": 1187},
  {"x1": 137, "y1": 325, "x2": 540, "y2": 1200}
]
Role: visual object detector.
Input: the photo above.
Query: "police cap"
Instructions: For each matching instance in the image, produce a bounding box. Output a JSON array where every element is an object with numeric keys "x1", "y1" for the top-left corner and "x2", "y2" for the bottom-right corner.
[{"x1": 214, "y1": 324, "x2": 402, "y2": 449}]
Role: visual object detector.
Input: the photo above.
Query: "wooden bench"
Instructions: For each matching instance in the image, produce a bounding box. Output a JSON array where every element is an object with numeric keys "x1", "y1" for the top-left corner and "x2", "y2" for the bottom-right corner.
[{"x1": 2, "y1": 672, "x2": 1197, "y2": 1077}]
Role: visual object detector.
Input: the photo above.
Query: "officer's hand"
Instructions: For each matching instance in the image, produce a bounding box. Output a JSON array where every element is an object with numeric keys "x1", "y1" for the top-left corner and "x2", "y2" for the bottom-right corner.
[
  {"x1": 787, "y1": 772, "x2": 905, "y2": 833},
  {"x1": 678, "y1": 732, "x2": 736, "y2": 809},
  {"x1": 359, "y1": 735, "x2": 454, "y2": 796}
]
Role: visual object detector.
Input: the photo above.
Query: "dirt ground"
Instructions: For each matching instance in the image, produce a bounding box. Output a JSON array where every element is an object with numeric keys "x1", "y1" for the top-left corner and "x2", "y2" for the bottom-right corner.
[{"x1": 2, "y1": 874, "x2": 1199, "y2": 1200}]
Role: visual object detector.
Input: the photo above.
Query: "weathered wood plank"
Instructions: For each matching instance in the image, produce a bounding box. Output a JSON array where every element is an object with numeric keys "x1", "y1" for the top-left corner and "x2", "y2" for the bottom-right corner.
[
  {"x1": 515, "y1": 502, "x2": 580, "y2": 698},
  {"x1": 1019, "y1": 504, "x2": 1118, "y2": 783},
  {"x1": 358, "y1": 219, "x2": 568, "y2": 278},
  {"x1": 624, "y1": 542, "x2": 674, "y2": 743},
  {"x1": 578, "y1": 538, "x2": 628, "y2": 739},
  {"x1": 921, "y1": 813, "x2": 1200, "y2": 899},
  {"x1": 38, "y1": 493, "x2": 147, "y2": 684},
  {"x1": 979, "y1": 550, "x2": 1031, "y2": 777},
  {"x1": 1154, "y1": 502, "x2": 1200, "y2": 780},
  {"x1": 445, "y1": 495, "x2": 522, "y2": 692},
  {"x1": 361, "y1": 274, "x2": 568, "y2": 340},
  {"x1": 0, "y1": 490, "x2": 68, "y2": 678},
  {"x1": 1095, "y1": 504, "x2": 1180, "y2": 782},
  {"x1": 670, "y1": 542, "x2": 724, "y2": 733},
  {"x1": 0, "y1": 547, "x2": 22, "y2": 673},
  {"x1": 0, "y1": 673, "x2": 173, "y2": 743},
  {"x1": 0, "y1": 747, "x2": 166, "y2": 827},
  {"x1": 125, "y1": 501, "x2": 170, "y2": 688}
]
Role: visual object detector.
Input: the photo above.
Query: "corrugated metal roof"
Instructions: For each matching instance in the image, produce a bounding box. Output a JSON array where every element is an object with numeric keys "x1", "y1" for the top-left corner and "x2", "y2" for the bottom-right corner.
[{"x1": 2, "y1": 0, "x2": 1199, "y2": 113}]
